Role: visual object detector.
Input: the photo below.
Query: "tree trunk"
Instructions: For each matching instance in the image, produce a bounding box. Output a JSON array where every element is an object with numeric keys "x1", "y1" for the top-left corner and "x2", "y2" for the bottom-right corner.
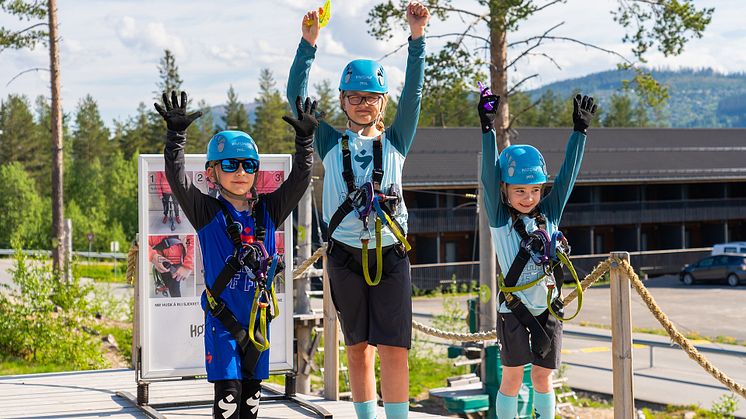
[
  {"x1": 490, "y1": 2, "x2": 511, "y2": 153},
  {"x1": 48, "y1": 0, "x2": 66, "y2": 279}
]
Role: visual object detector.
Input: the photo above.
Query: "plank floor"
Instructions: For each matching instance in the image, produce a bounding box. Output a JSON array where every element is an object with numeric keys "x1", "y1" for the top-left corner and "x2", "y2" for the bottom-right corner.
[{"x1": 0, "y1": 368, "x2": 450, "y2": 418}]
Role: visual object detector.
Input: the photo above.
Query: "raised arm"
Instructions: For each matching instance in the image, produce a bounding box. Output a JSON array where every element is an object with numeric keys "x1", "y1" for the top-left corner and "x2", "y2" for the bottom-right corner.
[
  {"x1": 387, "y1": 2, "x2": 429, "y2": 156},
  {"x1": 542, "y1": 94, "x2": 596, "y2": 222},
  {"x1": 155, "y1": 91, "x2": 220, "y2": 231},
  {"x1": 287, "y1": 11, "x2": 337, "y2": 160},
  {"x1": 477, "y1": 91, "x2": 504, "y2": 227},
  {"x1": 264, "y1": 98, "x2": 318, "y2": 226}
]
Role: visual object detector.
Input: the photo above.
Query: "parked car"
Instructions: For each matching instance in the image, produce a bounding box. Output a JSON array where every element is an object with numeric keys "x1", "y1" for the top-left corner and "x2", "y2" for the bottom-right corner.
[
  {"x1": 711, "y1": 242, "x2": 746, "y2": 256},
  {"x1": 680, "y1": 254, "x2": 746, "y2": 287}
]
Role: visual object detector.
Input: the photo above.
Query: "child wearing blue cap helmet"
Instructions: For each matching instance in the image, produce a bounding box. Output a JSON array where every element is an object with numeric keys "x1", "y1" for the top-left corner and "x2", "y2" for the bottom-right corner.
[
  {"x1": 155, "y1": 91, "x2": 318, "y2": 419},
  {"x1": 478, "y1": 91, "x2": 596, "y2": 419},
  {"x1": 287, "y1": 3, "x2": 429, "y2": 418}
]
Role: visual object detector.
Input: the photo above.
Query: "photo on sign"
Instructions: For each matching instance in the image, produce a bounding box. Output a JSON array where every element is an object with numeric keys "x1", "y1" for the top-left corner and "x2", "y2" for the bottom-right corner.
[
  {"x1": 148, "y1": 170, "x2": 191, "y2": 234},
  {"x1": 148, "y1": 234, "x2": 196, "y2": 298}
]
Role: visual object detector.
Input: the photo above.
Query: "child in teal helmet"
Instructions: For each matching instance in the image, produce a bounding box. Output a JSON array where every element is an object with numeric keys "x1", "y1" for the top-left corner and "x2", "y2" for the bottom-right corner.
[
  {"x1": 287, "y1": 3, "x2": 430, "y2": 418},
  {"x1": 478, "y1": 91, "x2": 596, "y2": 419},
  {"x1": 155, "y1": 91, "x2": 318, "y2": 419}
]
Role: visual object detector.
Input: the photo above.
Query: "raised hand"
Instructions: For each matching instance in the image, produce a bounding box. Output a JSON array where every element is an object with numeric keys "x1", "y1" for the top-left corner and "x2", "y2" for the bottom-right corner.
[
  {"x1": 154, "y1": 91, "x2": 202, "y2": 132},
  {"x1": 572, "y1": 94, "x2": 597, "y2": 133},
  {"x1": 477, "y1": 88, "x2": 500, "y2": 134},
  {"x1": 407, "y1": 2, "x2": 430, "y2": 39},
  {"x1": 302, "y1": 9, "x2": 320, "y2": 46},
  {"x1": 283, "y1": 96, "x2": 319, "y2": 141}
]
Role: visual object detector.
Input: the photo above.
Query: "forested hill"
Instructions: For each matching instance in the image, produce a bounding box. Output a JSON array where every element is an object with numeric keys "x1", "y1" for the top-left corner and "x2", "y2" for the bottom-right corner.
[{"x1": 528, "y1": 68, "x2": 746, "y2": 127}]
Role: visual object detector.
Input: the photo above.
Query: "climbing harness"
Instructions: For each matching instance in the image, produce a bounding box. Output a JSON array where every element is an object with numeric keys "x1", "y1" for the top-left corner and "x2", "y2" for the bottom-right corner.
[
  {"x1": 326, "y1": 134, "x2": 411, "y2": 286},
  {"x1": 203, "y1": 199, "x2": 283, "y2": 371},
  {"x1": 152, "y1": 236, "x2": 186, "y2": 297},
  {"x1": 498, "y1": 216, "x2": 583, "y2": 358}
]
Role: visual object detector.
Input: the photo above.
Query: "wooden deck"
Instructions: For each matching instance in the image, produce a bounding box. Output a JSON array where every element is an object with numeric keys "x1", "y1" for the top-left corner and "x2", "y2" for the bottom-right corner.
[{"x1": 0, "y1": 368, "x2": 451, "y2": 418}]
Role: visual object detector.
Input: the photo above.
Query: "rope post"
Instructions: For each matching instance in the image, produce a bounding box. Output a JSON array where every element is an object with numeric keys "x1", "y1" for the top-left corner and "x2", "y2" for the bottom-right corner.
[
  {"x1": 477, "y1": 155, "x2": 497, "y2": 385},
  {"x1": 609, "y1": 251, "x2": 634, "y2": 417},
  {"x1": 322, "y1": 248, "x2": 339, "y2": 400},
  {"x1": 295, "y1": 187, "x2": 313, "y2": 394}
]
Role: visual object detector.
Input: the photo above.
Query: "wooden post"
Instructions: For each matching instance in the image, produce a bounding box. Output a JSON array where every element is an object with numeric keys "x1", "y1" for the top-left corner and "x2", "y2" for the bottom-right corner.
[
  {"x1": 477, "y1": 155, "x2": 497, "y2": 385},
  {"x1": 295, "y1": 187, "x2": 313, "y2": 394},
  {"x1": 322, "y1": 251, "x2": 339, "y2": 400},
  {"x1": 609, "y1": 251, "x2": 634, "y2": 417}
]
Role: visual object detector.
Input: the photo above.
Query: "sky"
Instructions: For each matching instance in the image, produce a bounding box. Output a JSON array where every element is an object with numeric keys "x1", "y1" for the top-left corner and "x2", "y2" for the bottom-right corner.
[{"x1": 0, "y1": 0, "x2": 742, "y2": 127}]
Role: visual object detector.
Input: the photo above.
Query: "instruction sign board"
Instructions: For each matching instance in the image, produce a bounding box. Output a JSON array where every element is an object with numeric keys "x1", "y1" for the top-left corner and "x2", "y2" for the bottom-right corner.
[{"x1": 137, "y1": 154, "x2": 294, "y2": 380}]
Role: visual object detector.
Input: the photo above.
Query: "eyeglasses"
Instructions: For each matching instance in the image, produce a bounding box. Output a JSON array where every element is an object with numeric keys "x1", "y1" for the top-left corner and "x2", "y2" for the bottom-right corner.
[
  {"x1": 215, "y1": 159, "x2": 259, "y2": 174},
  {"x1": 345, "y1": 95, "x2": 383, "y2": 106}
]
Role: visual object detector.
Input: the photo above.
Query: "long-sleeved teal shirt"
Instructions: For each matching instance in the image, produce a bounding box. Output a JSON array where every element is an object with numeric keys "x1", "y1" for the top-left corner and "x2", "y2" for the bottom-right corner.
[
  {"x1": 287, "y1": 37, "x2": 425, "y2": 248},
  {"x1": 481, "y1": 130, "x2": 586, "y2": 315}
]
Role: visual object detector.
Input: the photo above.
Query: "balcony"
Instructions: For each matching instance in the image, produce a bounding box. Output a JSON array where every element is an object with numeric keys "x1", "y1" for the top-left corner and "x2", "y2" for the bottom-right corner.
[
  {"x1": 562, "y1": 198, "x2": 746, "y2": 227},
  {"x1": 407, "y1": 207, "x2": 477, "y2": 234}
]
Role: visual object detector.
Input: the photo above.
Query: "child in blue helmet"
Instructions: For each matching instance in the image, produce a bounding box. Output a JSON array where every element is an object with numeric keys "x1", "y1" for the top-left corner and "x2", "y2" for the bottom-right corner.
[
  {"x1": 287, "y1": 3, "x2": 430, "y2": 418},
  {"x1": 477, "y1": 91, "x2": 596, "y2": 419},
  {"x1": 155, "y1": 91, "x2": 318, "y2": 419}
]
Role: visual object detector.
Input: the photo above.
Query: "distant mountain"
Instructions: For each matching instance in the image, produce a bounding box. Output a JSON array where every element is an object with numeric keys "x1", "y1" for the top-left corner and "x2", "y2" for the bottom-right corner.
[
  {"x1": 208, "y1": 102, "x2": 259, "y2": 129},
  {"x1": 528, "y1": 68, "x2": 746, "y2": 127}
]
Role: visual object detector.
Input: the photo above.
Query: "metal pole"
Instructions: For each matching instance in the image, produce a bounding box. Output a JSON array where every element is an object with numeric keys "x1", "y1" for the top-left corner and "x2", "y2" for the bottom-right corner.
[
  {"x1": 610, "y1": 251, "x2": 634, "y2": 417},
  {"x1": 295, "y1": 186, "x2": 313, "y2": 394},
  {"x1": 477, "y1": 155, "x2": 496, "y2": 386}
]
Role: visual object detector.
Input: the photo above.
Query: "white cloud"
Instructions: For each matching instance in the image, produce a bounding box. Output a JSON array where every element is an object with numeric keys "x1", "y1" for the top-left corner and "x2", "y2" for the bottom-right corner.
[{"x1": 115, "y1": 16, "x2": 185, "y2": 58}]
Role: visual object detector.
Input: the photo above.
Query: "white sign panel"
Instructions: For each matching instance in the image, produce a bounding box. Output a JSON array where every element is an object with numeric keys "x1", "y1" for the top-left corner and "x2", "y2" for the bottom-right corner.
[{"x1": 138, "y1": 154, "x2": 294, "y2": 380}]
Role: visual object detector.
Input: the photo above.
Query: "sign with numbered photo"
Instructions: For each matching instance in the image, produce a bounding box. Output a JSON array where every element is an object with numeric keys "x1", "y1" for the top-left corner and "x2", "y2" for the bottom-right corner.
[{"x1": 137, "y1": 154, "x2": 294, "y2": 380}]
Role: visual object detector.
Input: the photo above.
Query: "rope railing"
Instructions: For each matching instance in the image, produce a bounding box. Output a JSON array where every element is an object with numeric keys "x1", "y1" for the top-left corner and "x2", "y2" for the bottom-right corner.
[{"x1": 408, "y1": 254, "x2": 746, "y2": 400}]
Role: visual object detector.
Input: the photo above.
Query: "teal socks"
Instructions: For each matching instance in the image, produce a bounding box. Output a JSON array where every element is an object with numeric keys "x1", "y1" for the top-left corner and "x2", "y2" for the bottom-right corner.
[
  {"x1": 383, "y1": 401, "x2": 409, "y2": 419},
  {"x1": 496, "y1": 391, "x2": 518, "y2": 418},
  {"x1": 353, "y1": 400, "x2": 377, "y2": 419},
  {"x1": 533, "y1": 390, "x2": 556, "y2": 419}
]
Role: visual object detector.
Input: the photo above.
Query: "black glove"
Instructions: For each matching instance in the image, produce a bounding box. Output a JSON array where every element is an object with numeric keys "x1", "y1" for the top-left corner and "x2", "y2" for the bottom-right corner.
[
  {"x1": 477, "y1": 89, "x2": 500, "y2": 133},
  {"x1": 154, "y1": 91, "x2": 203, "y2": 132},
  {"x1": 572, "y1": 94, "x2": 597, "y2": 133},
  {"x1": 282, "y1": 96, "x2": 319, "y2": 143}
]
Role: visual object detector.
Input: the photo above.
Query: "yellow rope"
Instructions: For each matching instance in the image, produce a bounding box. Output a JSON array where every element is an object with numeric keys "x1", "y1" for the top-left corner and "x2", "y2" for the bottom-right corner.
[
  {"x1": 125, "y1": 240, "x2": 139, "y2": 285},
  {"x1": 292, "y1": 245, "x2": 327, "y2": 280}
]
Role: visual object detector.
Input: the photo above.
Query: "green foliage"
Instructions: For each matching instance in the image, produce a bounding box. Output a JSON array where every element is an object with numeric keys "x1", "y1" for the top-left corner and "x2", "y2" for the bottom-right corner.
[
  {"x1": 0, "y1": 162, "x2": 48, "y2": 248},
  {"x1": 72, "y1": 95, "x2": 111, "y2": 165},
  {"x1": 253, "y1": 69, "x2": 293, "y2": 154},
  {"x1": 431, "y1": 281, "x2": 469, "y2": 333},
  {"x1": 313, "y1": 79, "x2": 347, "y2": 128},
  {"x1": 221, "y1": 85, "x2": 251, "y2": 133},
  {"x1": 0, "y1": 0, "x2": 48, "y2": 51},
  {"x1": 709, "y1": 393, "x2": 739, "y2": 418},
  {"x1": 509, "y1": 89, "x2": 573, "y2": 128},
  {"x1": 0, "y1": 250, "x2": 106, "y2": 370},
  {"x1": 186, "y1": 99, "x2": 216, "y2": 154},
  {"x1": 155, "y1": 49, "x2": 183, "y2": 101},
  {"x1": 73, "y1": 261, "x2": 128, "y2": 283},
  {"x1": 419, "y1": 43, "x2": 485, "y2": 128}
]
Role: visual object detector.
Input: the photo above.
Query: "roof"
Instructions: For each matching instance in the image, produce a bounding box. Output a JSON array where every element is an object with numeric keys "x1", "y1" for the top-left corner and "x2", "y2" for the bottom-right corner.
[{"x1": 401, "y1": 127, "x2": 746, "y2": 187}]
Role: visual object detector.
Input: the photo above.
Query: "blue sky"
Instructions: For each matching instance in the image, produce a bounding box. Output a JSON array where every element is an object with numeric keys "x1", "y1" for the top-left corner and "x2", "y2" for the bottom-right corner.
[{"x1": 0, "y1": 0, "x2": 740, "y2": 126}]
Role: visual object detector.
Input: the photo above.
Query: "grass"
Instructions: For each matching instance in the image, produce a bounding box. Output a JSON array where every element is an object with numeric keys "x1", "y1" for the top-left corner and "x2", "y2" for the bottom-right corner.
[
  {"x1": 73, "y1": 261, "x2": 128, "y2": 283},
  {"x1": 0, "y1": 355, "x2": 72, "y2": 376},
  {"x1": 577, "y1": 321, "x2": 746, "y2": 347}
]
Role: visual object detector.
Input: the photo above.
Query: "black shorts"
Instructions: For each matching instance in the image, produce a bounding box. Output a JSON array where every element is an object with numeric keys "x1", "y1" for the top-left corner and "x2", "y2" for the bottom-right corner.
[
  {"x1": 497, "y1": 310, "x2": 562, "y2": 369},
  {"x1": 327, "y1": 239, "x2": 412, "y2": 349}
]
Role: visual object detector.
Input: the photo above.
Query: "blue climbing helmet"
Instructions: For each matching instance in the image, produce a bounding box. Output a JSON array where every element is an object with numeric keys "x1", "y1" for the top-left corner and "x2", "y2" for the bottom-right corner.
[
  {"x1": 206, "y1": 130, "x2": 259, "y2": 165},
  {"x1": 499, "y1": 144, "x2": 548, "y2": 185},
  {"x1": 339, "y1": 59, "x2": 388, "y2": 94}
]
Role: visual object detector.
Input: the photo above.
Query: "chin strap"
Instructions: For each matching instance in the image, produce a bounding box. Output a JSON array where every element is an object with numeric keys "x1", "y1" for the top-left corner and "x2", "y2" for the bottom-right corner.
[{"x1": 213, "y1": 168, "x2": 257, "y2": 207}]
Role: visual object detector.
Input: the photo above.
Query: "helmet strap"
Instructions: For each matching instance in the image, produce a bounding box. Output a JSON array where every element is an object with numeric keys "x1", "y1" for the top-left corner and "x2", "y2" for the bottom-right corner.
[{"x1": 212, "y1": 165, "x2": 258, "y2": 210}]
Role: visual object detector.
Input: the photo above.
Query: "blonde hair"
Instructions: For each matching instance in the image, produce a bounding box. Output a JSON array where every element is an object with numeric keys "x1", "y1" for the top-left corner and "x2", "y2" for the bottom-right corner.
[{"x1": 340, "y1": 92, "x2": 388, "y2": 132}]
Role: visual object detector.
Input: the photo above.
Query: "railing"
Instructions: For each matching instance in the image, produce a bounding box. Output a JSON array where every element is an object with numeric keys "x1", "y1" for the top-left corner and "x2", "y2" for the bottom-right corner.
[
  {"x1": 406, "y1": 208, "x2": 476, "y2": 234},
  {"x1": 563, "y1": 197, "x2": 746, "y2": 226}
]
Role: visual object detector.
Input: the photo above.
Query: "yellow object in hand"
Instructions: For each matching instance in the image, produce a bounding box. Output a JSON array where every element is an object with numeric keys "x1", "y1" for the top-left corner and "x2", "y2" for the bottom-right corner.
[{"x1": 306, "y1": 0, "x2": 331, "y2": 27}]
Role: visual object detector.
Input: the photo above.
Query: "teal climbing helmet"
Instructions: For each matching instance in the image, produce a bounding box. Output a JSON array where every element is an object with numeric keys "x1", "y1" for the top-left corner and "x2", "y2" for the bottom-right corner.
[
  {"x1": 339, "y1": 59, "x2": 388, "y2": 93},
  {"x1": 499, "y1": 145, "x2": 548, "y2": 185},
  {"x1": 206, "y1": 130, "x2": 259, "y2": 165}
]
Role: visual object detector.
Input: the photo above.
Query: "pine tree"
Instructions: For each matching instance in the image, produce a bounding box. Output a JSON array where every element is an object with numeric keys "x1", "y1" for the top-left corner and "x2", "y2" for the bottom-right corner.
[
  {"x1": 155, "y1": 49, "x2": 183, "y2": 100},
  {"x1": 313, "y1": 79, "x2": 346, "y2": 128},
  {"x1": 72, "y1": 95, "x2": 111, "y2": 164},
  {"x1": 253, "y1": 69, "x2": 292, "y2": 154},
  {"x1": 221, "y1": 86, "x2": 251, "y2": 133}
]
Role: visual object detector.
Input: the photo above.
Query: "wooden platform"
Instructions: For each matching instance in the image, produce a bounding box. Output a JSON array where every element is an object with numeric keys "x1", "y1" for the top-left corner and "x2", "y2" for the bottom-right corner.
[{"x1": 0, "y1": 368, "x2": 450, "y2": 418}]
